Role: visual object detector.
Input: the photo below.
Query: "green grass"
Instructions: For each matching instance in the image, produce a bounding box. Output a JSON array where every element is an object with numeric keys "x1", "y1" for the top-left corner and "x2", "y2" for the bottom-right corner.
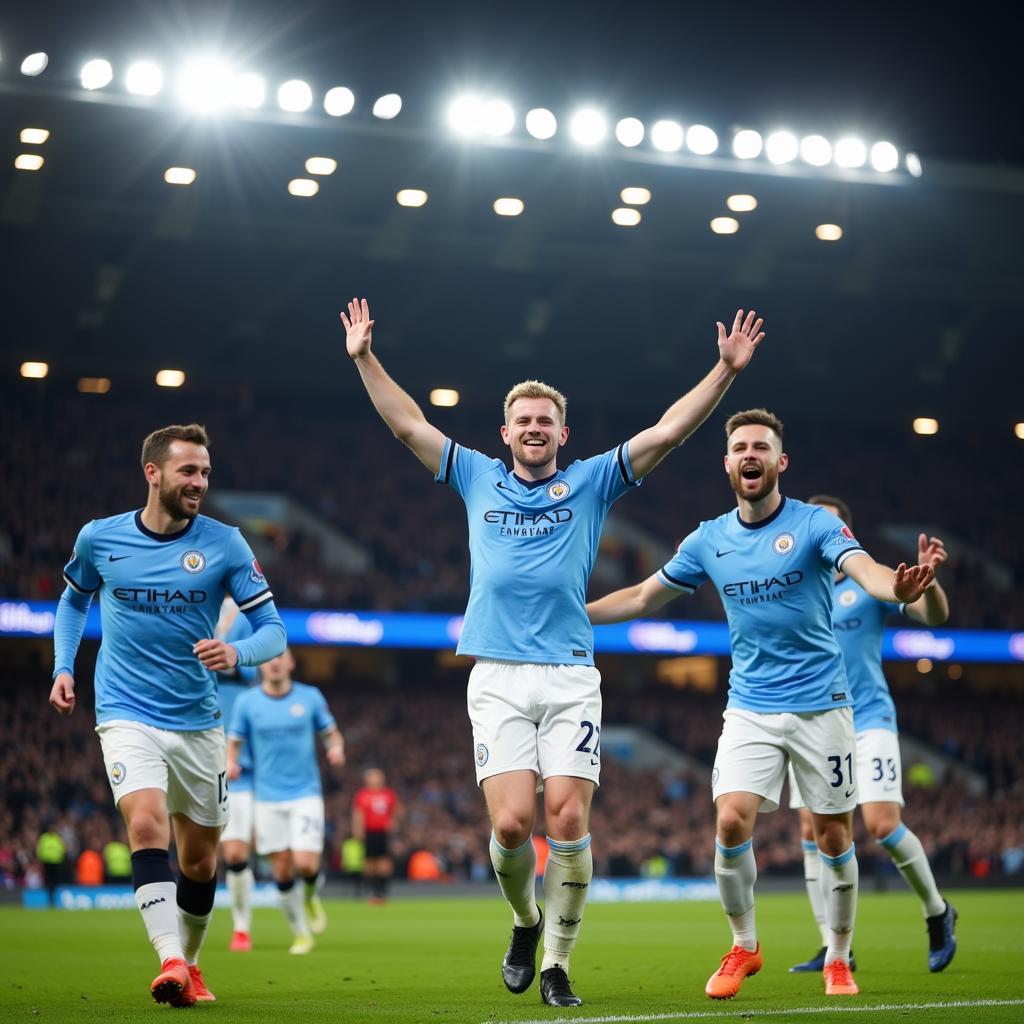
[{"x1": 1, "y1": 890, "x2": 1022, "y2": 1022}]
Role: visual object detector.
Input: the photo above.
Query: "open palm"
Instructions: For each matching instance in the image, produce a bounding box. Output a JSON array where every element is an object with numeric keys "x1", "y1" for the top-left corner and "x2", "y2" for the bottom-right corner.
[
  {"x1": 717, "y1": 309, "x2": 765, "y2": 372},
  {"x1": 341, "y1": 297, "x2": 375, "y2": 358}
]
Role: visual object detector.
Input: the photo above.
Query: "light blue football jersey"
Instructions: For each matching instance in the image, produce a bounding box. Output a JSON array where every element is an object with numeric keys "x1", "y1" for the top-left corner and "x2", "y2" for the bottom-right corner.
[
  {"x1": 61, "y1": 511, "x2": 282, "y2": 730},
  {"x1": 228, "y1": 682, "x2": 336, "y2": 802},
  {"x1": 216, "y1": 614, "x2": 259, "y2": 792},
  {"x1": 657, "y1": 497, "x2": 866, "y2": 713},
  {"x1": 436, "y1": 439, "x2": 640, "y2": 664},
  {"x1": 833, "y1": 575, "x2": 902, "y2": 733}
]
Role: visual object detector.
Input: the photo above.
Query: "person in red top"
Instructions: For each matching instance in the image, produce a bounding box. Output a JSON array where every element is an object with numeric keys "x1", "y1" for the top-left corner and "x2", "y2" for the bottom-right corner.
[{"x1": 352, "y1": 768, "x2": 400, "y2": 903}]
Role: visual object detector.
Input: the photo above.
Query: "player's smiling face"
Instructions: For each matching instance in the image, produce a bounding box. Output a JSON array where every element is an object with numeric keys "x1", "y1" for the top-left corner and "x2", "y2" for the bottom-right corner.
[
  {"x1": 724, "y1": 424, "x2": 787, "y2": 502},
  {"x1": 500, "y1": 397, "x2": 569, "y2": 474},
  {"x1": 152, "y1": 441, "x2": 211, "y2": 521}
]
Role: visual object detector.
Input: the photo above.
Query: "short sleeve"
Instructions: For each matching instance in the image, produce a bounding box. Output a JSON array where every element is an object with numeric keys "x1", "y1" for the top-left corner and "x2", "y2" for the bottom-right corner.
[
  {"x1": 62, "y1": 522, "x2": 101, "y2": 595},
  {"x1": 228, "y1": 694, "x2": 251, "y2": 741},
  {"x1": 313, "y1": 689, "x2": 336, "y2": 733},
  {"x1": 434, "y1": 438, "x2": 502, "y2": 498},
  {"x1": 578, "y1": 443, "x2": 642, "y2": 506},
  {"x1": 810, "y1": 507, "x2": 867, "y2": 572},
  {"x1": 657, "y1": 528, "x2": 708, "y2": 594},
  {"x1": 225, "y1": 530, "x2": 275, "y2": 613}
]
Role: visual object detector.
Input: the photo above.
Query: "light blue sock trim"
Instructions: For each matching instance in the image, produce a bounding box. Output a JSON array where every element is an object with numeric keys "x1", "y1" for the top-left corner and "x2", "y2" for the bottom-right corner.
[
  {"x1": 819, "y1": 844, "x2": 856, "y2": 869},
  {"x1": 715, "y1": 838, "x2": 753, "y2": 859},
  {"x1": 879, "y1": 823, "x2": 908, "y2": 849},
  {"x1": 490, "y1": 832, "x2": 534, "y2": 858},
  {"x1": 801, "y1": 839, "x2": 818, "y2": 853},
  {"x1": 546, "y1": 833, "x2": 591, "y2": 854}
]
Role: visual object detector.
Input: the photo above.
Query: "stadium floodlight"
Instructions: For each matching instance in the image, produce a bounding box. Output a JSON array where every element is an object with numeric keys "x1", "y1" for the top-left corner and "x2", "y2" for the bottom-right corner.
[
  {"x1": 287, "y1": 178, "x2": 319, "y2": 197},
  {"x1": 80, "y1": 59, "x2": 114, "y2": 90},
  {"x1": 870, "y1": 140, "x2": 899, "y2": 172},
  {"x1": 21, "y1": 52, "x2": 48, "y2": 76},
  {"x1": 620, "y1": 187, "x2": 651, "y2": 205},
  {"x1": 164, "y1": 167, "x2": 196, "y2": 186},
  {"x1": 815, "y1": 223, "x2": 843, "y2": 241},
  {"x1": 20, "y1": 361, "x2": 49, "y2": 379},
  {"x1": 482, "y1": 99, "x2": 515, "y2": 136},
  {"x1": 916, "y1": 658, "x2": 933, "y2": 674},
  {"x1": 1015, "y1": 422, "x2": 1024, "y2": 440},
  {"x1": 834, "y1": 136, "x2": 867, "y2": 168},
  {"x1": 305, "y1": 156, "x2": 337, "y2": 176},
  {"x1": 20, "y1": 128, "x2": 50, "y2": 144},
  {"x1": 686, "y1": 124, "x2": 718, "y2": 155},
  {"x1": 905, "y1": 152, "x2": 923, "y2": 177},
  {"x1": 178, "y1": 58, "x2": 233, "y2": 113},
  {"x1": 611, "y1": 208, "x2": 641, "y2": 226},
  {"x1": 14, "y1": 154, "x2": 44, "y2": 171},
  {"x1": 372, "y1": 93, "x2": 402, "y2": 119},
  {"x1": 278, "y1": 79, "x2": 313, "y2": 113},
  {"x1": 125, "y1": 61, "x2": 163, "y2": 96},
  {"x1": 650, "y1": 119, "x2": 683, "y2": 152},
  {"x1": 156, "y1": 369, "x2": 185, "y2": 388},
  {"x1": 493, "y1": 197, "x2": 525, "y2": 217},
  {"x1": 732, "y1": 129, "x2": 762, "y2": 159},
  {"x1": 913, "y1": 417, "x2": 939, "y2": 436},
  {"x1": 448, "y1": 94, "x2": 484, "y2": 135},
  {"x1": 800, "y1": 134, "x2": 832, "y2": 166},
  {"x1": 231, "y1": 72, "x2": 265, "y2": 109},
  {"x1": 77, "y1": 377, "x2": 111, "y2": 394},
  {"x1": 569, "y1": 107, "x2": 607, "y2": 146},
  {"x1": 615, "y1": 117, "x2": 644, "y2": 147},
  {"x1": 396, "y1": 189, "x2": 428, "y2": 207},
  {"x1": 765, "y1": 130, "x2": 798, "y2": 164},
  {"x1": 324, "y1": 86, "x2": 355, "y2": 117},
  {"x1": 710, "y1": 217, "x2": 739, "y2": 235},
  {"x1": 726, "y1": 194, "x2": 757, "y2": 212},
  {"x1": 525, "y1": 107, "x2": 557, "y2": 140},
  {"x1": 430, "y1": 389, "x2": 460, "y2": 407}
]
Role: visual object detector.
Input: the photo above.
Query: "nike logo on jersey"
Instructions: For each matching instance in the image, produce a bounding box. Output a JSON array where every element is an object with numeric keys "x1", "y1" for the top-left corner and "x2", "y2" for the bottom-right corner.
[
  {"x1": 715, "y1": 549, "x2": 736, "y2": 558},
  {"x1": 496, "y1": 481, "x2": 515, "y2": 491},
  {"x1": 108, "y1": 554, "x2": 131, "y2": 562}
]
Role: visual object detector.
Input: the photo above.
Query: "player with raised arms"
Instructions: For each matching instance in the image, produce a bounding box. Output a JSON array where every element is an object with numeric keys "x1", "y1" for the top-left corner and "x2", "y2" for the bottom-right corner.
[
  {"x1": 787, "y1": 495, "x2": 957, "y2": 975},
  {"x1": 586, "y1": 409, "x2": 936, "y2": 999},
  {"x1": 341, "y1": 296, "x2": 765, "y2": 1007},
  {"x1": 49, "y1": 423, "x2": 287, "y2": 1007}
]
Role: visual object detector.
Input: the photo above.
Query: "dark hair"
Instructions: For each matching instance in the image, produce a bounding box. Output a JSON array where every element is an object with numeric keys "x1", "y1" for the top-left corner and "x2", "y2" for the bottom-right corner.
[
  {"x1": 140, "y1": 424, "x2": 210, "y2": 469},
  {"x1": 808, "y1": 493, "x2": 853, "y2": 527},
  {"x1": 724, "y1": 408, "x2": 784, "y2": 445}
]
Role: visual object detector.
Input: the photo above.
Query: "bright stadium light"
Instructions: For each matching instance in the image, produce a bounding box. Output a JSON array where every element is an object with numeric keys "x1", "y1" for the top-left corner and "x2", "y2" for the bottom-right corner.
[
  {"x1": 482, "y1": 99, "x2": 515, "y2": 136},
  {"x1": 870, "y1": 140, "x2": 899, "y2": 172},
  {"x1": 913, "y1": 417, "x2": 939, "y2": 435},
  {"x1": 430, "y1": 389, "x2": 460, "y2": 407},
  {"x1": 396, "y1": 189, "x2": 428, "y2": 207},
  {"x1": 324, "y1": 86, "x2": 355, "y2": 117},
  {"x1": 77, "y1": 377, "x2": 111, "y2": 394},
  {"x1": 615, "y1": 117, "x2": 645, "y2": 147},
  {"x1": 20, "y1": 361, "x2": 48, "y2": 379},
  {"x1": 164, "y1": 167, "x2": 196, "y2": 185},
  {"x1": 80, "y1": 59, "x2": 113, "y2": 90},
  {"x1": 493, "y1": 197, "x2": 524, "y2": 216},
  {"x1": 125, "y1": 61, "x2": 163, "y2": 96},
  {"x1": 834, "y1": 136, "x2": 867, "y2": 168},
  {"x1": 448, "y1": 94, "x2": 484, "y2": 135},
  {"x1": 906, "y1": 152, "x2": 923, "y2": 177},
  {"x1": 231, "y1": 72, "x2": 265, "y2": 109},
  {"x1": 21, "y1": 52, "x2": 48, "y2": 76},
  {"x1": 710, "y1": 217, "x2": 739, "y2": 235},
  {"x1": 14, "y1": 154, "x2": 44, "y2": 171},
  {"x1": 800, "y1": 134, "x2": 832, "y2": 166},
  {"x1": 525, "y1": 108, "x2": 557, "y2": 140},
  {"x1": 1015, "y1": 422, "x2": 1024, "y2": 440},
  {"x1": 569, "y1": 107, "x2": 607, "y2": 146},
  {"x1": 916, "y1": 658, "x2": 933, "y2": 674},
  {"x1": 726, "y1": 194, "x2": 757, "y2": 212},
  {"x1": 178, "y1": 58, "x2": 232, "y2": 113},
  {"x1": 372, "y1": 93, "x2": 402, "y2": 119},
  {"x1": 278, "y1": 79, "x2": 313, "y2": 112},
  {"x1": 620, "y1": 187, "x2": 651, "y2": 205},
  {"x1": 156, "y1": 369, "x2": 185, "y2": 388},
  {"x1": 650, "y1": 120, "x2": 683, "y2": 152},
  {"x1": 305, "y1": 156, "x2": 337, "y2": 175},
  {"x1": 20, "y1": 128, "x2": 50, "y2": 144},
  {"x1": 287, "y1": 178, "x2": 319, "y2": 197},
  {"x1": 611, "y1": 208, "x2": 641, "y2": 227},
  {"x1": 732, "y1": 129, "x2": 762, "y2": 159},
  {"x1": 686, "y1": 124, "x2": 718, "y2": 155},
  {"x1": 765, "y1": 130, "x2": 798, "y2": 164},
  {"x1": 815, "y1": 223, "x2": 843, "y2": 241}
]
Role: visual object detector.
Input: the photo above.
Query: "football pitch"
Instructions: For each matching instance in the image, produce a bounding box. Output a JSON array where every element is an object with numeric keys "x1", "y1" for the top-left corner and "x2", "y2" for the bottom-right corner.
[{"x1": 2, "y1": 890, "x2": 1021, "y2": 1023}]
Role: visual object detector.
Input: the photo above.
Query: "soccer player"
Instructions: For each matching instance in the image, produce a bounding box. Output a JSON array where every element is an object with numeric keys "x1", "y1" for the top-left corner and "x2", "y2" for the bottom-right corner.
[
  {"x1": 787, "y1": 495, "x2": 957, "y2": 974},
  {"x1": 586, "y1": 409, "x2": 936, "y2": 1000},
  {"x1": 48, "y1": 423, "x2": 287, "y2": 1007},
  {"x1": 352, "y1": 767, "x2": 400, "y2": 903},
  {"x1": 227, "y1": 648, "x2": 344, "y2": 954},
  {"x1": 214, "y1": 599, "x2": 260, "y2": 952},
  {"x1": 342, "y1": 296, "x2": 765, "y2": 1007}
]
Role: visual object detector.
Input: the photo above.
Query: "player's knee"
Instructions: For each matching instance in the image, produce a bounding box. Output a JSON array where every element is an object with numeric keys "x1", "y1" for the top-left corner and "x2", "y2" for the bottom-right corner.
[
  {"x1": 546, "y1": 802, "x2": 587, "y2": 842},
  {"x1": 866, "y1": 808, "x2": 901, "y2": 841},
  {"x1": 492, "y1": 812, "x2": 532, "y2": 849},
  {"x1": 799, "y1": 814, "x2": 815, "y2": 845},
  {"x1": 815, "y1": 820, "x2": 852, "y2": 857},
  {"x1": 126, "y1": 812, "x2": 166, "y2": 849},
  {"x1": 715, "y1": 806, "x2": 752, "y2": 845},
  {"x1": 180, "y1": 851, "x2": 217, "y2": 882}
]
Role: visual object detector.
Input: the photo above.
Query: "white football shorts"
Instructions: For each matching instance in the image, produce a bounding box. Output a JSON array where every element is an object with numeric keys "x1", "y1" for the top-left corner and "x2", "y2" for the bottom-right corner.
[
  {"x1": 221, "y1": 787, "x2": 255, "y2": 844},
  {"x1": 254, "y1": 795, "x2": 325, "y2": 856},
  {"x1": 467, "y1": 659, "x2": 602, "y2": 788},
  {"x1": 789, "y1": 726, "x2": 904, "y2": 809},
  {"x1": 712, "y1": 706, "x2": 857, "y2": 815},
  {"x1": 96, "y1": 719, "x2": 228, "y2": 828}
]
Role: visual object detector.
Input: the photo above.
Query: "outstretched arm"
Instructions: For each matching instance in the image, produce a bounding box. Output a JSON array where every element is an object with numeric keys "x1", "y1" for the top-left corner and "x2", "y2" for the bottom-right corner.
[
  {"x1": 342, "y1": 298, "x2": 446, "y2": 474},
  {"x1": 587, "y1": 573, "x2": 678, "y2": 625},
  {"x1": 841, "y1": 552, "x2": 935, "y2": 606},
  {"x1": 904, "y1": 534, "x2": 950, "y2": 626},
  {"x1": 626, "y1": 310, "x2": 765, "y2": 479}
]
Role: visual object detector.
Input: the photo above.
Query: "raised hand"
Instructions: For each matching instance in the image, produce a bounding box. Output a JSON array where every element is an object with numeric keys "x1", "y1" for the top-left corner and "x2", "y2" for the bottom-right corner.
[
  {"x1": 341, "y1": 297, "x2": 375, "y2": 359},
  {"x1": 717, "y1": 309, "x2": 765, "y2": 373},
  {"x1": 918, "y1": 534, "x2": 947, "y2": 573},
  {"x1": 893, "y1": 562, "x2": 936, "y2": 604}
]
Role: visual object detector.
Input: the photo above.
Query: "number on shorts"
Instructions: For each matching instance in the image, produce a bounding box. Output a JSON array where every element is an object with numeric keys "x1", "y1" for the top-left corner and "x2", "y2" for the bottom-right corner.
[
  {"x1": 871, "y1": 757, "x2": 898, "y2": 782},
  {"x1": 576, "y1": 720, "x2": 600, "y2": 755},
  {"x1": 828, "y1": 753, "x2": 853, "y2": 788},
  {"x1": 217, "y1": 771, "x2": 228, "y2": 808}
]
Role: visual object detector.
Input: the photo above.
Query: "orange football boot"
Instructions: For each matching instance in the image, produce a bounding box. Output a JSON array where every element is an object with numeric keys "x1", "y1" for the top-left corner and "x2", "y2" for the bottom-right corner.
[
  {"x1": 824, "y1": 958, "x2": 860, "y2": 996},
  {"x1": 705, "y1": 944, "x2": 763, "y2": 999}
]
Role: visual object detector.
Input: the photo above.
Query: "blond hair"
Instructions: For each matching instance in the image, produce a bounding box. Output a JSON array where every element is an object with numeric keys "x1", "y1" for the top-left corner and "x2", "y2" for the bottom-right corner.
[
  {"x1": 724, "y1": 408, "x2": 784, "y2": 446},
  {"x1": 503, "y1": 380, "x2": 567, "y2": 425}
]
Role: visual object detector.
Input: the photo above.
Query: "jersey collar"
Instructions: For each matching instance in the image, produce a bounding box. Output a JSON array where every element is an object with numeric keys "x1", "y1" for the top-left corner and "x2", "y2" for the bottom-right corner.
[
  {"x1": 511, "y1": 469, "x2": 559, "y2": 489},
  {"x1": 735, "y1": 495, "x2": 787, "y2": 531},
  {"x1": 134, "y1": 509, "x2": 196, "y2": 542}
]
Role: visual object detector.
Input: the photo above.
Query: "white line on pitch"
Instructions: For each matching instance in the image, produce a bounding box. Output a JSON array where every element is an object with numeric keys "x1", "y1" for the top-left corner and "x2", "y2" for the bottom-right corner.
[{"x1": 482, "y1": 997, "x2": 1024, "y2": 1024}]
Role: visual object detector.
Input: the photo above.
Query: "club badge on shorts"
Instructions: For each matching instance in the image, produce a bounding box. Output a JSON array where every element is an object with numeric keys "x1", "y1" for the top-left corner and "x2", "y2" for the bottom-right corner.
[
  {"x1": 475, "y1": 743, "x2": 489, "y2": 767},
  {"x1": 110, "y1": 762, "x2": 127, "y2": 786}
]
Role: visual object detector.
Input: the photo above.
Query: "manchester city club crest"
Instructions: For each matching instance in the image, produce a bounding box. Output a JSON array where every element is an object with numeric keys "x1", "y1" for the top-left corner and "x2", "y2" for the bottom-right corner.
[
  {"x1": 547, "y1": 481, "x2": 570, "y2": 501},
  {"x1": 475, "y1": 743, "x2": 489, "y2": 766},
  {"x1": 839, "y1": 589, "x2": 858, "y2": 607},
  {"x1": 290, "y1": 702, "x2": 306, "y2": 718},
  {"x1": 110, "y1": 762, "x2": 127, "y2": 786},
  {"x1": 772, "y1": 532, "x2": 795, "y2": 555},
  {"x1": 181, "y1": 550, "x2": 206, "y2": 573}
]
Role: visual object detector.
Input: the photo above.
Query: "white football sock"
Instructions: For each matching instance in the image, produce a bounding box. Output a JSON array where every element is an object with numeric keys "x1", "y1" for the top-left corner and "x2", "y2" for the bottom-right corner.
[
  {"x1": 277, "y1": 879, "x2": 310, "y2": 937},
  {"x1": 715, "y1": 839, "x2": 757, "y2": 951},
  {"x1": 135, "y1": 882, "x2": 184, "y2": 963},
  {"x1": 819, "y1": 845, "x2": 859, "y2": 964},
  {"x1": 226, "y1": 865, "x2": 254, "y2": 932},
  {"x1": 541, "y1": 834, "x2": 593, "y2": 974},
  {"x1": 879, "y1": 823, "x2": 946, "y2": 918},
  {"x1": 801, "y1": 839, "x2": 830, "y2": 946},
  {"x1": 178, "y1": 909, "x2": 212, "y2": 966},
  {"x1": 489, "y1": 833, "x2": 540, "y2": 928}
]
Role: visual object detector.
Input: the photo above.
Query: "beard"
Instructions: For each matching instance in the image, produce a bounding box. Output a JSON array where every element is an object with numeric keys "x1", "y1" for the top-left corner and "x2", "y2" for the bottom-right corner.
[
  {"x1": 159, "y1": 482, "x2": 201, "y2": 521},
  {"x1": 511, "y1": 437, "x2": 554, "y2": 466},
  {"x1": 728, "y1": 462, "x2": 778, "y2": 502}
]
